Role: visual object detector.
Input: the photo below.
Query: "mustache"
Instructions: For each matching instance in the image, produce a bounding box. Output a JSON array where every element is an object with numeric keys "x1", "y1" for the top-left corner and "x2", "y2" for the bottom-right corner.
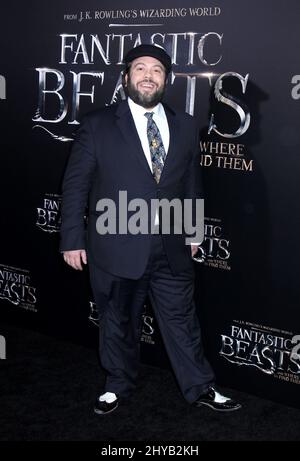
[{"x1": 139, "y1": 79, "x2": 157, "y2": 85}]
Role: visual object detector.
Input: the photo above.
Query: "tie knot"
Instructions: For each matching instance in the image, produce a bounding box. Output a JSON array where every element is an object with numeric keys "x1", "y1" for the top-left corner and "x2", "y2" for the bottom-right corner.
[{"x1": 144, "y1": 112, "x2": 154, "y2": 121}]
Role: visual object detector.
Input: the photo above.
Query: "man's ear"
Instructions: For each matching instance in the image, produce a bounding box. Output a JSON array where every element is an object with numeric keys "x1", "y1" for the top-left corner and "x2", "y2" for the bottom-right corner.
[{"x1": 124, "y1": 73, "x2": 128, "y2": 87}]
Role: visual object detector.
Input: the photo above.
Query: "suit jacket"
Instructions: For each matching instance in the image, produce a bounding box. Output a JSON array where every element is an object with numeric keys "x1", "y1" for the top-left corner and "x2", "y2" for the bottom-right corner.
[{"x1": 60, "y1": 100, "x2": 203, "y2": 279}]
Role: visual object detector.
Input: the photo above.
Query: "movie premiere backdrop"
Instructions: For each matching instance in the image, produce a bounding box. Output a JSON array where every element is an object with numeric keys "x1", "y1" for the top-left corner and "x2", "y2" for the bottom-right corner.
[{"x1": 1, "y1": 0, "x2": 300, "y2": 408}]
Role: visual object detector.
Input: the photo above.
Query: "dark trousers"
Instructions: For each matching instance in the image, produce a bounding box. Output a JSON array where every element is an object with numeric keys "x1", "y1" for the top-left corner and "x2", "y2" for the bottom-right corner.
[{"x1": 89, "y1": 234, "x2": 215, "y2": 403}]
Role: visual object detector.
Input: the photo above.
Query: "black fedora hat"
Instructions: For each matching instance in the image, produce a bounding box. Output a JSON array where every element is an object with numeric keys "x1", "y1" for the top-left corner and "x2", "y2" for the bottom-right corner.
[{"x1": 124, "y1": 44, "x2": 172, "y2": 74}]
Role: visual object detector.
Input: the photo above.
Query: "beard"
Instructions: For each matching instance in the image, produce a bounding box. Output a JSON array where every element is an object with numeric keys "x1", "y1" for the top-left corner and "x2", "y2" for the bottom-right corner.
[{"x1": 126, "y1": 76, "x2": 166, "y2": 108}]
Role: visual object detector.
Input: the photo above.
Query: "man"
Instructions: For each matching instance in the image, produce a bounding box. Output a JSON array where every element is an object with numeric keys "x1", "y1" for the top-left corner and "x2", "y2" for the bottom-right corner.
[{"x1": 60, "y1": 44, "x2": 241, "y2": 414}]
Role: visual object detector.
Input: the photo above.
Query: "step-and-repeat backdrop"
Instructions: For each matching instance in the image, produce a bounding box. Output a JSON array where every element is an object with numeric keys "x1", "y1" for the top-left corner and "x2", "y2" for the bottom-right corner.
[{"x1": 1, "y1": 0, "x2": 300, "y2": 408}]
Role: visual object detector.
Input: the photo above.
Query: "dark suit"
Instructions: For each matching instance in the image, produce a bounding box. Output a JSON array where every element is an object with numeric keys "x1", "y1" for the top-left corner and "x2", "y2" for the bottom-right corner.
[{"x1": 60, "y1": 100, "x2": 215, "y2": 402}]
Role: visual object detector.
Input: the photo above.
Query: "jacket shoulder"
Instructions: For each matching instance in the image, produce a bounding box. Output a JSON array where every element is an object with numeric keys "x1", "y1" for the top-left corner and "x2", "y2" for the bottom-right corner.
[
  {"x1": 81, "y1": 103, "x2": 119, "y2": 123},
  {"x1": 164, "y1": 103, "x2": 197, "y2": 126}
]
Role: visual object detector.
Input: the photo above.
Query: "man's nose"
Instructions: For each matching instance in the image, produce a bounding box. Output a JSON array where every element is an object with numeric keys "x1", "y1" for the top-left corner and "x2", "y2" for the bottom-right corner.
[{"x1": 144, "y1": 68, "x2": 152, "y2": 79}]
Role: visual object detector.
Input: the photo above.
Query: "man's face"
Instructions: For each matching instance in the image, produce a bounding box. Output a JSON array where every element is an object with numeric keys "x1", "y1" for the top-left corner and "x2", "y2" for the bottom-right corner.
[{"x1": 125, "y1": 56, "x2": 167, "y2": 109}]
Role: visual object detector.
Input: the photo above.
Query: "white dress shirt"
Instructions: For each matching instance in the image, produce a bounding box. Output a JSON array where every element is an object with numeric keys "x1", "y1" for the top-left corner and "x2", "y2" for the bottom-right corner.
[
  {"x1": 128, "y1": 97, "x2": 170, "y2": 171},
  {"x1": 128, "y1": 97, "x2": 169, "y2": 227}
]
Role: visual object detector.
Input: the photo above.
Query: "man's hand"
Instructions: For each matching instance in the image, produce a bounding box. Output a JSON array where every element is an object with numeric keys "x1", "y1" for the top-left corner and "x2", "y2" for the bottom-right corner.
[
  {"x1": 191, "y1": 244, "x2": 199, "y2": 258},
  {"x1": 63, "y1": 249, "x2": 87, "y2": 271}
]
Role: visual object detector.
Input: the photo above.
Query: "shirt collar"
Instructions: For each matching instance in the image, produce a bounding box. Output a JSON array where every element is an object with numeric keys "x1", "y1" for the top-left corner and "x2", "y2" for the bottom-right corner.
[{"x1": 128, "y1": 97, "x2": 164, "y2": 119}]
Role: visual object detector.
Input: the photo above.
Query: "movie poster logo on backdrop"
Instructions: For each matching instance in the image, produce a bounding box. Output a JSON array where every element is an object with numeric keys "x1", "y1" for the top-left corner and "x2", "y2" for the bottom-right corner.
[
  {"x1": 0, "y1": 264, "x2": 37, "y2": 312},
  {"x1": 219, "y1": 321, "x2": 300, "y2": 384},
  {"x1": 36, "y1": 193, "x2": 62, "y2": 233},
  {"x1": 193, "y1": 217, "x2": 231, "y2": 270},
  {"x1": 32, "y1": 4, "x2": 252, "y2": 164}
]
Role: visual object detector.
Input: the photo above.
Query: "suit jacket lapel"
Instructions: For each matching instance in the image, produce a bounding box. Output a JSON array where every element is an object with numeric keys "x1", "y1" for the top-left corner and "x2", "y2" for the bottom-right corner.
[
  {"x1": 115, "y1": 100, "x2": 154, "y2": 179},
  {"x1": 160, "y1": 104, "x2": 180, "y2": 184}
]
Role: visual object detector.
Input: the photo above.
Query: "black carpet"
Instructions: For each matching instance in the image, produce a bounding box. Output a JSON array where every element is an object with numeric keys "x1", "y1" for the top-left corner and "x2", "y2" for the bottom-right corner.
[{"x1": 1, "y1": 323, "x2": 300, "y2": 442}]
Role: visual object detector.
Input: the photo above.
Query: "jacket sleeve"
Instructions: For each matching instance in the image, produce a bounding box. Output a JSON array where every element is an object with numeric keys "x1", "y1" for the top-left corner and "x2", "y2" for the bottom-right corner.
[{"x1": 60, "y1": 116, "x2": 97, "y2": 252}]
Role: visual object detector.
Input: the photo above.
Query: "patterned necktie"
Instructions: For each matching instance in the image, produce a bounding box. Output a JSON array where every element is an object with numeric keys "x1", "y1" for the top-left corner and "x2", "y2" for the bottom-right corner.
[{"x1": 144, "y1": 112, "x2": 167, "y2": 183}]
